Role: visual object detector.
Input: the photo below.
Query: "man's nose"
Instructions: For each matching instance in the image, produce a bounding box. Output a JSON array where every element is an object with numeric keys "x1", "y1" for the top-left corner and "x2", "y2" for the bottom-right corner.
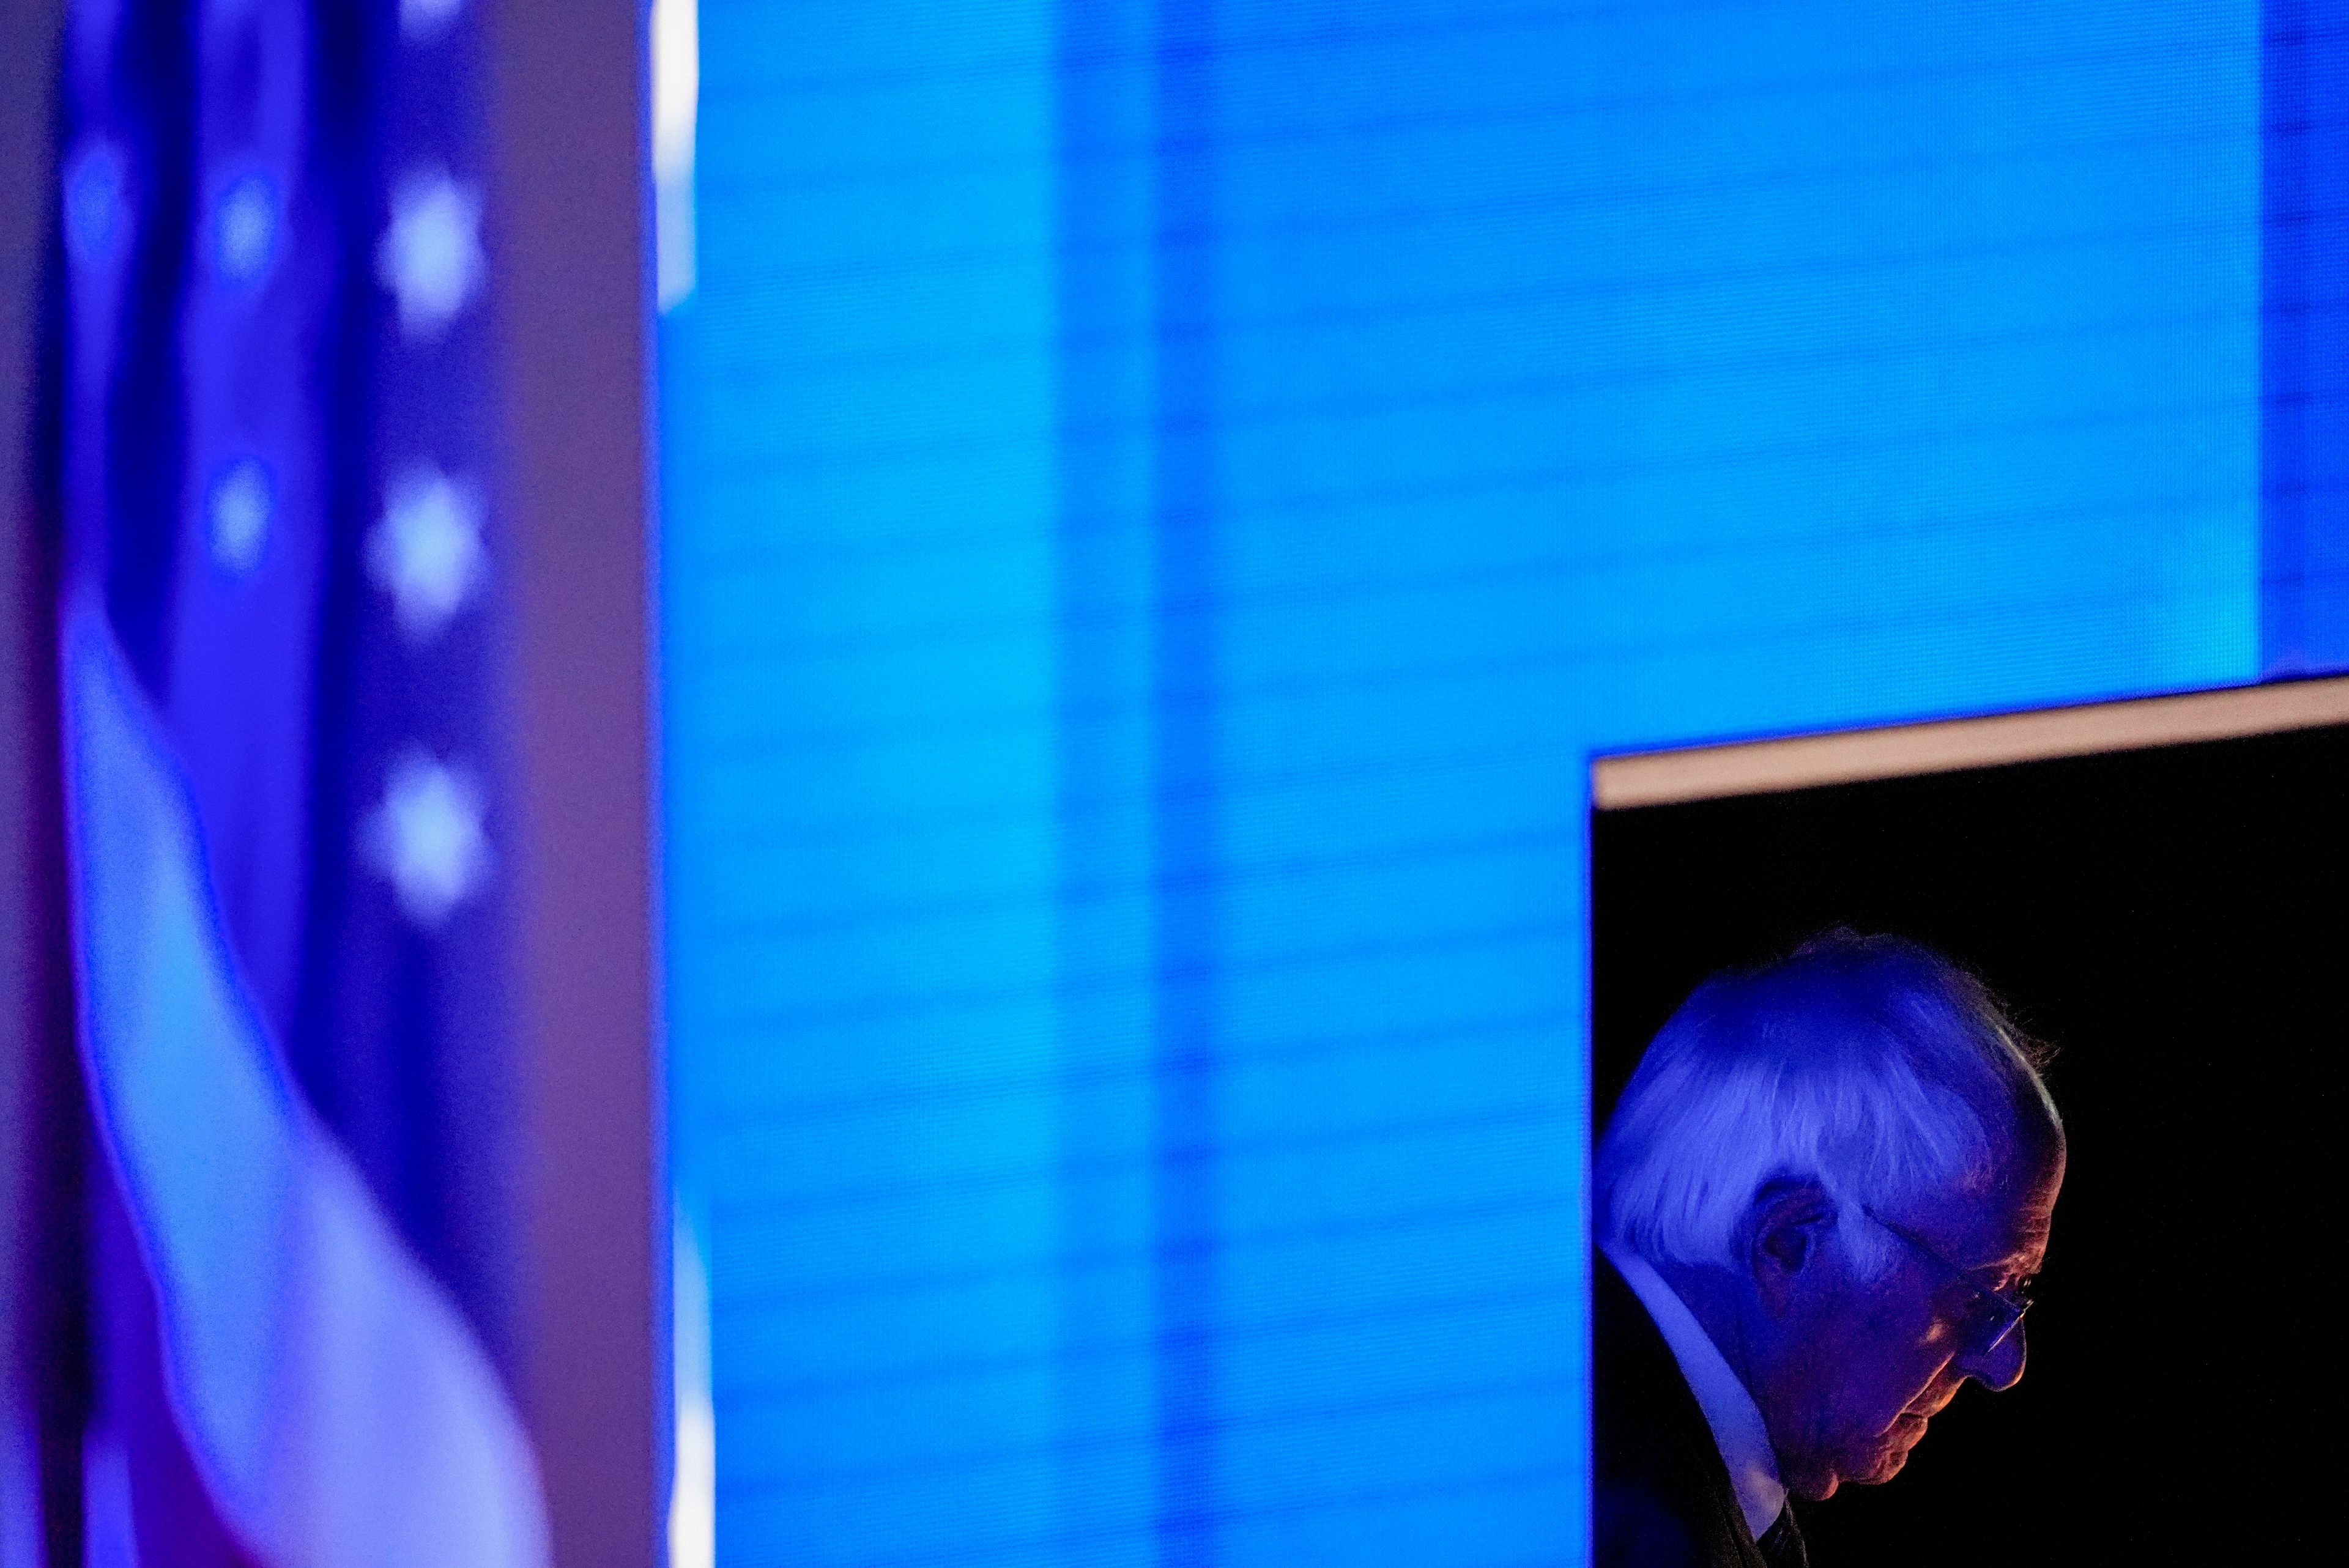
[{"x1": 1956, "y1": 1320, "x2": 2027, "y2": 1391}]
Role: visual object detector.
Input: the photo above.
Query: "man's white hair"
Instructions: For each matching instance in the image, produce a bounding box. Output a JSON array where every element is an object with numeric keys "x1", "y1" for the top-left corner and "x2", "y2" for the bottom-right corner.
[{"x1": 1596, "y1": 930, "x2": 2060, "y2": 1282}]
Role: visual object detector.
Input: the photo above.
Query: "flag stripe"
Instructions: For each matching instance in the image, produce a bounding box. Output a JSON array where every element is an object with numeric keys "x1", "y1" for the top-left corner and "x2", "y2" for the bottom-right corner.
[{"x1": 60, "y1": 599, "x2": 549, "y2": 1568}]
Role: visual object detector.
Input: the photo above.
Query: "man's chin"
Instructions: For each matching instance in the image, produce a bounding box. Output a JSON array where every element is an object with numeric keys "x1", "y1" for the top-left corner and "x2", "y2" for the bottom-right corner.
[
  {"x1": 1847, "y1": 1449, "x2": 1912, "y2": 1485},
  {"x1": 1844, "y1": 1420, "x2": 1931, "y2": 1486},
  {"x1": 1789, "y1": 1419, "x2": 1929, "y2": 1500}
]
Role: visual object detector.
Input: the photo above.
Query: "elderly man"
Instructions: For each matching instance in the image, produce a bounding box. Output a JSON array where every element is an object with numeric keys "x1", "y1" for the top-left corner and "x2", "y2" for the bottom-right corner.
[{"x1": 1593, "y1": 931, "x2": 2063, "y2": 1568}]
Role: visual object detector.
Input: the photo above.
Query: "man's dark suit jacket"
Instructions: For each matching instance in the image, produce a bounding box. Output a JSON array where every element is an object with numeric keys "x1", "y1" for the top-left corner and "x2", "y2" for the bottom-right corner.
[{"x1": 1595, "y1": 1250, "x2": 1800, "y2": 1568}]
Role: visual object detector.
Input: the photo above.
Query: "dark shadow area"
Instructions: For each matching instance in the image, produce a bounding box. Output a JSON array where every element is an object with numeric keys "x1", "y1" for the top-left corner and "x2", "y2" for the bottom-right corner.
[{"x1": 1592, "y1": 719, "x2": 2344, "y2": 1564}]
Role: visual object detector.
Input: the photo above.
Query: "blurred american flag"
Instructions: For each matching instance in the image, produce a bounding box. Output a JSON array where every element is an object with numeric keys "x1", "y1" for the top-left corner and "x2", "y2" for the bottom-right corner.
[{"x1": 17, "y1": 1, "x2": 549, "y2": 1562}]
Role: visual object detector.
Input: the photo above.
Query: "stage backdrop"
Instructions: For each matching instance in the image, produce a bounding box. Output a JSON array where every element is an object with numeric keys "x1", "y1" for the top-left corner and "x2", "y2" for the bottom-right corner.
[{"x1": 658, "y1": 2, "x2": 2331, "y2": 1563}]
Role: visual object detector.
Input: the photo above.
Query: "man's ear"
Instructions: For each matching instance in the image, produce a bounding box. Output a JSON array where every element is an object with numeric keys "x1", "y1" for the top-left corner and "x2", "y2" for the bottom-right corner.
[{"x1": 1746, "y1": 1177, "x2": 1838, "y2": 1318}]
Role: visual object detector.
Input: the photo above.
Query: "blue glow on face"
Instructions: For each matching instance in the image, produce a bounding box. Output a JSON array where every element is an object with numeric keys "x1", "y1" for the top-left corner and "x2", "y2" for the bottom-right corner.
[{"x1": 661, "y1": 3, "x2": 2260, "y2": 1562}]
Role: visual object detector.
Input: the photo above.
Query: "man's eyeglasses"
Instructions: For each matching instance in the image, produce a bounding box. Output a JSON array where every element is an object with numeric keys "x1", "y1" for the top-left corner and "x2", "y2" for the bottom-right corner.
[{"x1": 1861, "y1": 1205, "x2": 2035, "y2": 1356}]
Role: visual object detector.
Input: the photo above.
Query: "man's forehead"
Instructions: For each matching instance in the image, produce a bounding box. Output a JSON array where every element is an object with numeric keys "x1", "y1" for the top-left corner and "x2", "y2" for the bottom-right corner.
[{"x1": 1916, "y1": 1156, "x2": 2061, "y2": 1268}]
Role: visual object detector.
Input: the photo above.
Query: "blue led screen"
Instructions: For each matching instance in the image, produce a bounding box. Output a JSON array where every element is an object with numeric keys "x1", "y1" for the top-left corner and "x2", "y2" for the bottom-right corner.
[{"x1": 659, "y1": 3, "x2": 2282, "y2": 1562}]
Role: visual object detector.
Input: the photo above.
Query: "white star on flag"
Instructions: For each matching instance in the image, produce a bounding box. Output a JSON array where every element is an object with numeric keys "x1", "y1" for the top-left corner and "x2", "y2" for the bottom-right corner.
[
  {"x1": 401, "y1": 0, "x2": 466, "y2": 42},
  {"x1": 369, "y1": 465, "x2": 486, "y2": 641},
  {"x1": 64, "y1": 141, "x2": 127, "y2": 268},
  {"x1": 208, "y1": 458, "x2": 272, "y2": 573},
  {"x1": 214, "y1": 173, "x2": 279, "y2": 286},
  {"x1": 378, "y1": 170, "x2": 483, "y2": 339},
  {"x1": 362, "y1": 752, "x2": 490, "y2": 927}
]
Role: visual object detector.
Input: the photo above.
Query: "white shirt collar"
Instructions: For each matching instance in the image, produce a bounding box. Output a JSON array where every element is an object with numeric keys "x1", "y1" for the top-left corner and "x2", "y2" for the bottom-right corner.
[{"x1": 1601, "y1": 1239, "x2": 1787, "y2": 1540}]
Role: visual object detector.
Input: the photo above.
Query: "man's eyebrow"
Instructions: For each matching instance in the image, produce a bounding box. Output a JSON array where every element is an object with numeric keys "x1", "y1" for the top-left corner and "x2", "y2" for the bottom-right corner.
[
  {"x1": 1983, "y1": 1248, "x2": 2046, "y2": 1284},
  {"x1": 1967, "y1": 1237, "x2": 2046, "y2": 1279}
]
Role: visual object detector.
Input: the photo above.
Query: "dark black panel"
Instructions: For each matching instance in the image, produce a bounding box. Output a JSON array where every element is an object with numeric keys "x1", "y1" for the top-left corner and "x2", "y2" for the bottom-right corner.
[{"x1": 1592, "y1": 720, "x2": 2345, "y2": 1564}]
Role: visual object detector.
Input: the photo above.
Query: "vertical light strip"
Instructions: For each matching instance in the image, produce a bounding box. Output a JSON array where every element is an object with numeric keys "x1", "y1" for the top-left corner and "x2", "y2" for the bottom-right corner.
[
  {"x1": 667, "y1": 1210, "x2": 714, "y2": 1568},
  {"x1": 651, "y1": 0, "x2": 697, "y2": 312}
]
